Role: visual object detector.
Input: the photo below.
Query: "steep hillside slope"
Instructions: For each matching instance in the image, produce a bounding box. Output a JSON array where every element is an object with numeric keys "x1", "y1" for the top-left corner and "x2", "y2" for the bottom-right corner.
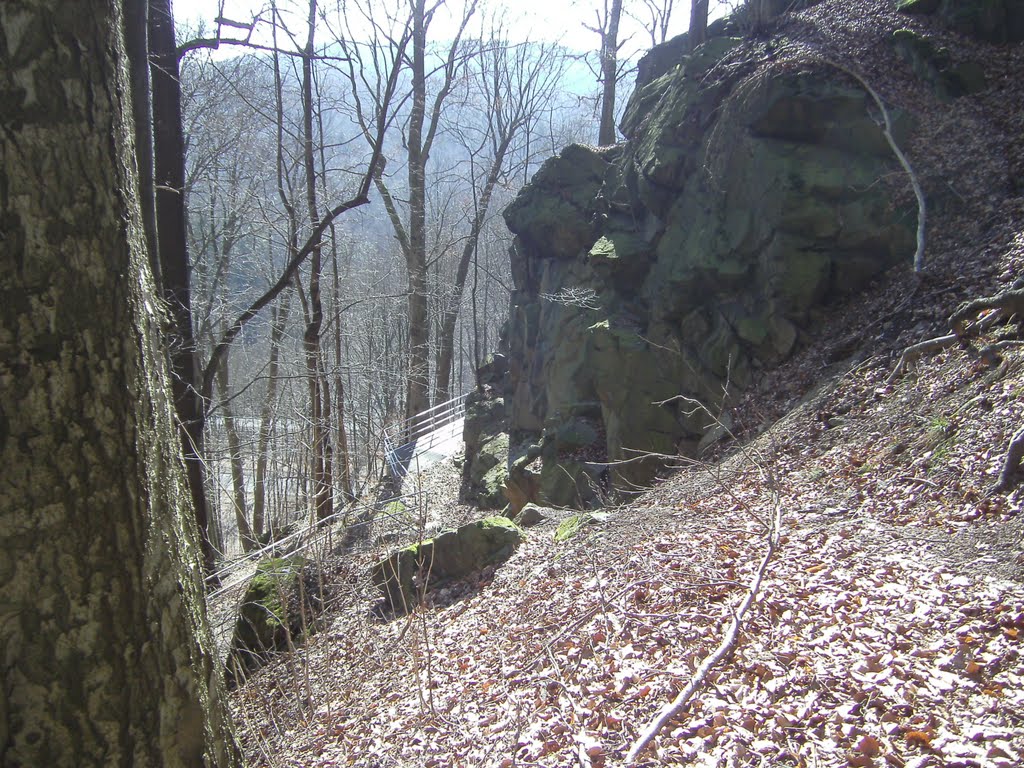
[{"x1": 228, "y1": 1, "x2": 1024, "y2": 765}]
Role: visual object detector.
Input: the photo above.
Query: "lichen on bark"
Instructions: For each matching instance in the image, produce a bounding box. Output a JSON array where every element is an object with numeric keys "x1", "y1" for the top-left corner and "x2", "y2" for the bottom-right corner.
[{"x1": 0, "y1": 0, "x2": 236, "y2": 765}]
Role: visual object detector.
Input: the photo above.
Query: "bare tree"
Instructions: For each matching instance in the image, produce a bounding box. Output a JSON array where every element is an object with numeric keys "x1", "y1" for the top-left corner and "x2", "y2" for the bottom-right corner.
[
  {"x1": 433, "y1": 37, "x2": 566, "y2": 403},
  {"x1": 338, "y1": 0, "x2": 479, "y2": 426},
  {"x1": 295, "y1": 0, "x2": 335, "y2": 520},
  {"x1": 629, "y1": 0, "x2": 677, "y2": 46},
  {"x1": 585, "y1": 0, "x2": 624, "y2": 145}
]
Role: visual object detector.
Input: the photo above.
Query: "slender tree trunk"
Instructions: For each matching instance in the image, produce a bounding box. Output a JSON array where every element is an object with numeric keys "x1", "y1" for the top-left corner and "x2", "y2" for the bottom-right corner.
[
  {"x1": 300, "y1": 0, "x2": 333, "y2": 520},
  {"x1": 598, "y1": 0, "x2": 623, "y2": 145},
  {"x1": 330, "y1": 237, "x2": 354, "y2": 500},
  {"x1": 0, "y1": 0, "x2": 237, "y2": 763},
  {"x1": 150, "y1": 0, "x2": 218, "y2": 576},
  {"x1": 215, "y1": 343, "x2": 256, "y2": 552},
  {"x1": 689, "y1": 0, "x2": 710, "y2": 51},
  {"x1": 434, "y1": 145, "x2": 508, "y2": 403},
  {"x1": 253, "y1": 292, "x2": 290, "y2": 539}
]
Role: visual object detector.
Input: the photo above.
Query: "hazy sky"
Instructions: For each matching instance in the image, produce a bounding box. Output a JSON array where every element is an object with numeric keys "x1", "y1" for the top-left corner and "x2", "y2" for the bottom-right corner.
[{"x1": 171, "y1": 0, "x2": 696, "y2": 58}]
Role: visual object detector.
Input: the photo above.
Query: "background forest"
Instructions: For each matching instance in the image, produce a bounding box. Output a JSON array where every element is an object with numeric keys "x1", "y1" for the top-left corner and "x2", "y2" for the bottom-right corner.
[{"x1": 179, "y1": 0, "x2": 704, "y2": 557}]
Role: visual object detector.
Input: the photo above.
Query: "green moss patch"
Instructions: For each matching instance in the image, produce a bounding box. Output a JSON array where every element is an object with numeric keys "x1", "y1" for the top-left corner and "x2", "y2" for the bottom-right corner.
[
  {"x1": 371, "y1": 516, "x2": 526, "y2": 613},
  {"x1": 227, "y1": 555, "x2": 319, "y2": 686},
  {"x1": 554, "y1": 512, "x2": 609, "y2": 543}
]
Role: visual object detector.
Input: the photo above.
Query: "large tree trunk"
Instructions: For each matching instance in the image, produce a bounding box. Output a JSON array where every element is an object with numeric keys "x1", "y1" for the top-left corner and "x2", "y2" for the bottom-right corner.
[
  {"x1": 150, "y1": 0, "x2": 218, "y2": 576},
  {"x1": 0, "y1": 0, "x2": 237, "y2": 764}
]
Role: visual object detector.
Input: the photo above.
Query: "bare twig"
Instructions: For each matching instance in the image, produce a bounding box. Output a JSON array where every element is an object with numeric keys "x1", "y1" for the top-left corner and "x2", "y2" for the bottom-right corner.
[{"x1": 626, "y1": 489, "x2": 783, "y2": 763}]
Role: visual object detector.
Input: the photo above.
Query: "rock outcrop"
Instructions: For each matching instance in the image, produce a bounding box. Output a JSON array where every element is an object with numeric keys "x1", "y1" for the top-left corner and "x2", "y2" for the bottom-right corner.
[
  {"x1": 464, "y1": 1, "x2": 1004, "y2": 511},
  {"x1": 371, "y1": 516, "x2": 526, "y2": 613},
  {"x1": 897, "y1": 0, "x2": 1024, "y2": 44},
  {"x1": 461, "y1": 354, "x2": 511, "y2": 509},
  {"x1": 227, "y1": 556, "x2": 321, "y2": 685}
]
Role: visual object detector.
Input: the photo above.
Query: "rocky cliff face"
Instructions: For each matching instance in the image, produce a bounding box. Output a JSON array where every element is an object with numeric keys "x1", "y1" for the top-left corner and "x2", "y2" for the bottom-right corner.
[{"x1": 462, "y1": 0, "x2": 1010, "y2": 512}]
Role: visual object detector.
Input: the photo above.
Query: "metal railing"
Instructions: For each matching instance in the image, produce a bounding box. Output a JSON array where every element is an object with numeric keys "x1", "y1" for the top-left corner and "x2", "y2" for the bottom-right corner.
[
  {"x1": 206, "y1": 491, "x2": 427, "y2": 602},
  {"x1": 383, "y1": 392, "x2": 468, "y2": 480}
]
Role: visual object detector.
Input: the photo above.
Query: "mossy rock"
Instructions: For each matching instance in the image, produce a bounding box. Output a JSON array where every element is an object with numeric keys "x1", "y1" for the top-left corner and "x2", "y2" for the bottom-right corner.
[
  {"x1": 371, "y1": 516, "x2": 526, "y2": 613},
  {"x1": 480, "y1": 457, "x2": 510, "y2": 509},
  {"x1": 587, "y1": 233, "x2": 653, "y2": 284},
  {"x1": 463, "y1": 432, "x2": 510, "y2": 509},
  {"x1": 227, "y1": 556, "x2": 319, "y2": 685},
  {"x1": 896, "y1": 0, "x2": 941, "y2": 13},
  {"x1": 935, "y1": 0, "x2": 1024, "y2": 43},
  {"x1": 514, "y1": 503, "x2": 553, "y2": 527},
  {"x1": 383, "y1": 500, "x2": 406, "y2": 517},
  {"x1": 504, "y1": 144, "x2": 613, "y2": 259}
]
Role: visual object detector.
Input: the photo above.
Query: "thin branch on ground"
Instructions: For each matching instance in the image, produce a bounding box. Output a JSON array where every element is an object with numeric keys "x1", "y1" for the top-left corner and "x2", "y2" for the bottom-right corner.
[
  {"x1": 818, "y1": 58, "x2": 927, "y2": 272},
  {"x1": 626, "y1": 484, "x2": 783, "y2": 764}
]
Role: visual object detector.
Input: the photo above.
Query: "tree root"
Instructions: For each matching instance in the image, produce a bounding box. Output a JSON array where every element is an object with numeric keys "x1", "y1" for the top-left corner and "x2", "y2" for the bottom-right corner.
[
  {"x1": 888, "y1": 285, "x2": 1024, "y2": 493},
  {"x1": 885, "y1": 333, "x2": 959, "y2": 384},
  {"x1": 950, "y1": 288, "x2": 1024, "y2": 334},
  {"x1": 992, "y1": 425, "x2": 1024, "y2": 494}
]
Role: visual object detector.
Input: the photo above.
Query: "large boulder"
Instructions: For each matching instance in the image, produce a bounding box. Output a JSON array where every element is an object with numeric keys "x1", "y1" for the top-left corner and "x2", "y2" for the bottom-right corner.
[
  {"x1": 898, "y1": 0, "x2": 1024, "y2": 44},
  {"x1": 891, "y1": 29, "x2": 987, "y2": 101},
  {"x1": 371, "y1": 516, "x2": 526, "y2": 613},
  {"x1": 226, "y1": 556, "x2": 321, "y2": 685}
]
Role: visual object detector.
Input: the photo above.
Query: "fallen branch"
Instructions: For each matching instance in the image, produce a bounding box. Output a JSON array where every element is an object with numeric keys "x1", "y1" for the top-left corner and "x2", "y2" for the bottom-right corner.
[
  {"x1": 626, "y1": 491, "x2": 783, "y2": 764},
  {"x1": 820, "y1": 59, "x2": 927, "y2": 272}
]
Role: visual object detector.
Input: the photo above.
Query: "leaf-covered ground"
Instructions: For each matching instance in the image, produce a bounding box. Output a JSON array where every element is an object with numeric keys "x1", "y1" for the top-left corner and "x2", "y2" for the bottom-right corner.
[{"x1": 226, "y1": 0, "x2": 1024, "y2": 764}]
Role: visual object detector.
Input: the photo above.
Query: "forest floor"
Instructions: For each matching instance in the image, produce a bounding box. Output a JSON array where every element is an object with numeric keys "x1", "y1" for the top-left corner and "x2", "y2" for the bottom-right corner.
[
  {"x1": 227, "y1": 212, "x2": 1024, "y2": 768},
  {"x1": 226, "y1": 1, "x2": 1024, "y2": 765},
  {"x1": 230, "y1": 282, "x2": 1024, "y2": 767}
]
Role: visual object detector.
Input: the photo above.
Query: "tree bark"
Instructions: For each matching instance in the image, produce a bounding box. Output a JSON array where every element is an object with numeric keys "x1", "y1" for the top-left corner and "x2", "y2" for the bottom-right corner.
[
  {"x1": 125, "y1": 0, "x2": 160, "y2": 286},
  {"x1": 689, "y1": 0, "x2": 709, "y2": 51},
  {"x1": 598, "y1": 0, "x2": 623, "y2": 145},
  {"x1": 0, "y1": 0, "x2": 237, "y2": 764},
  {"x1": 150, "y1": 0, "x2": 218, "y2": 576}
]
